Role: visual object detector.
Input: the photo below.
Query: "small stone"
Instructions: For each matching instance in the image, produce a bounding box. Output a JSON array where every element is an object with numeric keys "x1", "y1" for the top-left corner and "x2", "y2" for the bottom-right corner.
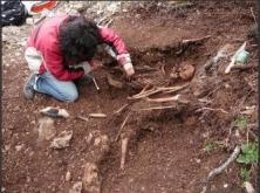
[
  {"x1": 13, "y1": 106, "x2": 20, "y2": 112},
  {"x1": 15, "y1": 145, "x2": 23, "y2": 152},
  {"x1": 69, "y1": 181, "x2": 82, "y2": 193},
  {"x1": 5, "y1": 145, "x2": 11, "y2": 151},
  {"x1": 179, "y1": 64, "x2": 195, "y2": 80},
  {"x1": 86, "y1": 133, "x2": 94, "y2": 144},
  {"x1": 223, "y1": 183, "x2": 228, "y2": 188},
  {"x1": 38, "y1": 117, "x2": 56, "y2": 141},
  {"x1": 244, "y1": 181, "x2": 255, "y2": 193},
  {"x1": 94, "y1": 137, "x2": 101, "y2": 146},
  {"x1": 82, "y1": 162, "x2": 101, "y2": 193},
  {"x1": 50, "y1": 130, "x2": 73, "y2": 150},
  {"x1": 195, "y1": 158, "x2": 201, "y2": 164},
  {"x1": 26, "y1": 18, "x2": 34, "y2": 25},
  {"x1": 65, "y1": 171, "x2": 71, "y2": 181}
]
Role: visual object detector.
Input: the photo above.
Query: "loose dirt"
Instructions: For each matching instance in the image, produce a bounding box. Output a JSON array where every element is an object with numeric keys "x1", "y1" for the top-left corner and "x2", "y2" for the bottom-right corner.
[{"x1": 2, "y1": 1, "x2": 257, "y2": 193}]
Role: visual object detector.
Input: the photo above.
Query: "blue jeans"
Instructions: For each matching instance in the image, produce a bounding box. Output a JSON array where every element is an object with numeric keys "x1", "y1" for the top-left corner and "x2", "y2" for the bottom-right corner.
[{"x1": 34, "y1": 72, "x2": 79, "y2": 102}]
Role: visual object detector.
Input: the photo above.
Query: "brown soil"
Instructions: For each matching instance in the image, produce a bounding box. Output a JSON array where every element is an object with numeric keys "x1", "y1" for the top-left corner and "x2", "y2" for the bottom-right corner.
[{"x1": 2, "y1": 1, "x2": 257, "y2": 193}]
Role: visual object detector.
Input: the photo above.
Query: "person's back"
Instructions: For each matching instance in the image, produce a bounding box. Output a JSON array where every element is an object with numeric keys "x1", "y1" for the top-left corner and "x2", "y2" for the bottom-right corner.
[{"x1": 23, "y1": 14, "x2": 135, "y2": 102}]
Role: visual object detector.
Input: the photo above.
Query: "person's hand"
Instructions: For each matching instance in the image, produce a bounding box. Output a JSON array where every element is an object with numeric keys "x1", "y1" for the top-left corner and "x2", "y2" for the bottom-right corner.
[
  {"x1": 90, "y1": 60, "x2": 103, "y2": 71},
  {"x1": 117, "y1": 53, "x2": 135, "y2": 77},
  {"x1": 123, "y1": 62, "x2": 135, "y2": 77},
  {"x1": 82, "y1": 62, "x2": 92, "y2": 75}
]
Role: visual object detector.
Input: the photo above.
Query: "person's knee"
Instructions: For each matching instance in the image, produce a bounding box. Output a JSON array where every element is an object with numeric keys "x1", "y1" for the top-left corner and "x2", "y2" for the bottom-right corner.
[{"x1": 63, "y1": 90, "x2": 79, "y2": 102}]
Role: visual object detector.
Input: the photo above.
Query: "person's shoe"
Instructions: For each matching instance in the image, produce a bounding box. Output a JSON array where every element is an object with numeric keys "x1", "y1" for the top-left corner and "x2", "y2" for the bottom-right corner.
[{"x1": 23, "y1": 73, "x2": 37, "y2": 100}]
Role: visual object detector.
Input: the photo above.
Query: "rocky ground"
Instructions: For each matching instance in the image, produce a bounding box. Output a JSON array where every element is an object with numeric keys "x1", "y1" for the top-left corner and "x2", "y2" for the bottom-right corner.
[{"x1": 2, "y1": 1, "x2": 258, "y2": 193}]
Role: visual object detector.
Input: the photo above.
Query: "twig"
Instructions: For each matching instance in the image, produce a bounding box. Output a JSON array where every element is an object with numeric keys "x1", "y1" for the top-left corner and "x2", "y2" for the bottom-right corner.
[
  {"x1": 129, "y1": 84, "x2": 188, "y2": 100},
  {"x1": 120, "y1": 137, "x2": 129, "y2": 170},
  {"x1": 76, "y1": 116, "x2": 89, "y2": 122},
  {"x1": 182, "y1": 35, "x2": 211, "y2": 44},
  {"x1": 104, "y1": 19, "x2": 114, "y2": 28},
  {"x1": 115, "y1": 113, "x2": 131, "y2": 141},
  {"x1": 145, "y1": 95, "x2": 180, "y2": 103},
  {"x1": 250, "y1": 7, "x2": 257, "y2": 25},
  {"x1": 161, "y1": 64, "x2": 166, "y2": 75},
  {"x1": 89, "y1": 113, "x2": 107, "y2": 118},
  {"x1": 132, "y1": 105, "x2": 177, "y2": 111},
  {"x1": 113, "y1": 104, "x2": 130, "y2": 115},
  {"x1": 200, "y1": 145, "x2": 240, "y2": 193},
  {"x1": 195, "y1": 107, "x2": 228, "y2": 114}
]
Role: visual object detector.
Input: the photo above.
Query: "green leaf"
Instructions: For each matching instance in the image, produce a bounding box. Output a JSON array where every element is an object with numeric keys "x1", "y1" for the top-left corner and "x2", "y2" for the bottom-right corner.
[{"x1": 240, "y1": 167, "x2": 251, "y2": 181}]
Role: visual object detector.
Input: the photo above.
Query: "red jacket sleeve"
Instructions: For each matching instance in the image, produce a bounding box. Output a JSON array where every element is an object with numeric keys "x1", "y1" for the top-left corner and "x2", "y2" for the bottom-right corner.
[
  {"x1": 99, "y1": 26, "x2": 128, "y2": 55},
  {"x1": 43, "y1": 48, "x2": 85, "y2": 81}
]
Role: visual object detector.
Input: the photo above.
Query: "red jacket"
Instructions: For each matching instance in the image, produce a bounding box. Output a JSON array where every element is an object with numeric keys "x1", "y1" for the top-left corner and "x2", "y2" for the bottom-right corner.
[{"x1": 27, "y1": 15, "x2": 128, "y2": 81}]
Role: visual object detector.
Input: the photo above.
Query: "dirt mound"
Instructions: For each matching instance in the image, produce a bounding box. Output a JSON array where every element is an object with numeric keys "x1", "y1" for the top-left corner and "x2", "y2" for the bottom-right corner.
[{"x1": 2, "y1": 1, "x2": 257, "y2": 193}]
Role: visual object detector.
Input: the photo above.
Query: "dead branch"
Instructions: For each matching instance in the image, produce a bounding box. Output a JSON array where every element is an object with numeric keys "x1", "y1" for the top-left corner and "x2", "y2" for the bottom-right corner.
[
  {"x1": 113, "y1": 104, "x2": 130, "y2": 115},
  {"x1": 120, "y1": 137, "x2": 129, "y2": 170},
  {"x1": 107, "y1": 74, "x2": 123, "y2": 89},
  {"x1": 200, "y1": 145, "x2": 240, "y2": 193},
  {"x1": 89, "y1": 113, "x2": 107, "y2": 118},
  {"x1": 132, "y1": 104, "x2": 177, "y2": 111},
  {"x1": 161, "y1": 64, "x2": 166, "y2": 75},
  {"x1": 195, "y1": 107, "x2": 228, "y2": 114},
  {"x1": 145, "y1": 95, "x2": 180, "y2": 103},
  {"x1": 115, "y1": 113, "x2": 131, "y2": 142},
  {"x1": 182, "y1": 35, "x2": 211, "y2": 44},
  {"x1": 250, "y1": 7, "x2": 257, "y2": 25},
  {"x1": 129, "y1": 84, "x2": 188, "y2": 100},
  {"x1": 76, "y1": 116, "x2": 89, "y2": 122}
]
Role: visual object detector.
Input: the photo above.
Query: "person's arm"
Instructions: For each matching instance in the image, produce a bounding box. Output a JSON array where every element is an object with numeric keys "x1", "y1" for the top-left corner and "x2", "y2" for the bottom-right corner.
[
  {"x1": 43, "y1": 48, "x2": 85, "y2": 81},
  {"x1": 98, "y1": 26, "x2": 135, "y2": 76}
]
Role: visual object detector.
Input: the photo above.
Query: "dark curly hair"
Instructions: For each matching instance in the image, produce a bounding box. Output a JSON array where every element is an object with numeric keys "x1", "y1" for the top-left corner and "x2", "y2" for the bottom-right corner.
[{"x1": 59, "y1": 15, "x2": 102, "y2": 65}]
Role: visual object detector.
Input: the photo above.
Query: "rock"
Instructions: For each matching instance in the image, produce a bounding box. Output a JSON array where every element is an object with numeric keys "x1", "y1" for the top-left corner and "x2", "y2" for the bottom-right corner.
[
  {"x1": 50, "y1": 130, "x2": 73, "y2": 150},
  {"x1": 40, "y1": 107, "x2": 70, "y2": 118},
  {"x1": 179, "y1": 64, "x2": 195, "y2": 81},
  {"x1": 244, "y1": 181, "x2": 256, "y2": 193},
  {"x1": 82, "y1": 162, "x2": 101, "y2": 193},
  {"x1": 86, "y1": 133, "x2": 94, "y2": 144},
  {"x1": 94, "y1": 135, "x2": 110, "y2": 153},
  {"x1": 15, "y1": 145, "x2": 23, "y2": 152},
  {"x1": 38, "y1": 117, "x2": 56, "y2": 141},
  {"x1": 65, "y1": 171, "x2": 71, "y2": 181},
  {"x1": 69, "y1": 181, "x2": 82, "y2": 193}
]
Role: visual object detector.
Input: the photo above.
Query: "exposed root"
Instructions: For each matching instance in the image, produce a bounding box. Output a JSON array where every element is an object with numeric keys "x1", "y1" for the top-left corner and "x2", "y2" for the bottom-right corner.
[
  {"x1": 128, "y1": 84, "x2": 189, "y2": 100},
  {"x1": 89, "y1": 113, "x2": 107, "y2": 118},
  {"x1": 76, "y1": 116, "x2": 89, "y2": 122},
  {"x1": 195, "y1": 107, "x2": 228, "y2": 114},
  {"x1": 145, "y1": 95, "x2": 180, "y2": 103},
  {"x1": 200, "y1": 145, "x2": 241, "y2": 193},
  {"x1": 113, "y1": 104, "x2": 130, "y2": 115},
  {"x1": 132, "y1": 104, "x2": 177, "y2": 112},
  {"x1": 120, "y1": 137, "x2": 129, "y2": 170},
  {"x1": 115, "y1": 112, "x2": 131, "y2": 142}
]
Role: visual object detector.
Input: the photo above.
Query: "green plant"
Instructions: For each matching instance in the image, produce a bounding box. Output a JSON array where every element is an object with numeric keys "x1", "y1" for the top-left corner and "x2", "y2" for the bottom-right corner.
[
  {"x1": 240, "y1": 167, "x2": 251, "y2": 181},
  {"x1": 203, "y1": 143, "x2": 217, "y2": 153},
  {"x1": 236, "y1": 142, "x2": 258, "y2": 182},
  {"x1": 236, "y1": 143, "x2": 258, "y2": 164},
  {"x1": 233, "y1": 116, "x2": 248, "y2": 130}
]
